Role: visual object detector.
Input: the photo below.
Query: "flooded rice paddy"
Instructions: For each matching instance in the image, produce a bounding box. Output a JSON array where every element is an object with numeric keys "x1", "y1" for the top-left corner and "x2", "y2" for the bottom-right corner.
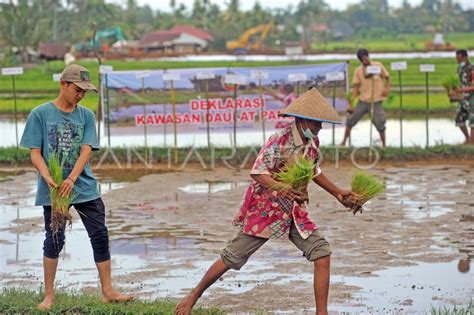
[
  {"x1": 0, "y1": 117, "x2": 468, "y2": 148},
  {"x1": 0, "y1": 163, "x2": 473, "y2": 313}
]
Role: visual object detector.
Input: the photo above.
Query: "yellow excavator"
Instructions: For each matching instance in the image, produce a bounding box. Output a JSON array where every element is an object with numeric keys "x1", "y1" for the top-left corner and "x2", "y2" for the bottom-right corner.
[{"x1": 226, "y1": 22, "x2": 273, "y2": 55}]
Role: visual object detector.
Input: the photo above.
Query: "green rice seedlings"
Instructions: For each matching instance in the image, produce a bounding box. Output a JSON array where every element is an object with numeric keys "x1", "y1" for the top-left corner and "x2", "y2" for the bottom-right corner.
[
  {"x1": 441, "y1": 75, "x2": 461, "y2": 102},
  {"x1": 345, "y1": 91, "x2": 357, "y2": 113},
  {"x1": 441, "y1": 75, "x2": 459, "y2": 93},
  {"x1": 345, "y1": 91, "x2": 354, "y2": 105},
  {"x1": 385, "y1": 93, "x2": 395, "y2": 104},
  {"x1": 48, "y1": 153, "x2": 77, "y2": 236},
  {"x1": 272, "y1": 156, "x2": 315, "y2": 201},
  {"x1": 343, "y1": 171, "x2": 385, "y2": 214}
]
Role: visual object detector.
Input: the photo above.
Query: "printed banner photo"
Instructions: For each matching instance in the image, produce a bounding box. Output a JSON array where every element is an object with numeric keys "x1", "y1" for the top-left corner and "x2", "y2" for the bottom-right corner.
[{"x1": 101, "y1": 63, "x2": 349, "y2": 136}]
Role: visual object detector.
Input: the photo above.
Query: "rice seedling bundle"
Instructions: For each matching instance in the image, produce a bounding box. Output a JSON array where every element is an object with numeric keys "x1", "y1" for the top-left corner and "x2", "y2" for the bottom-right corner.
[
  {"x1": 441, "y1": 75, "x2": 462, "y2": 102},
  {"x1": 273, "y1": 156, "x2": 315, "y2": 200},
  {"x1": 343, "y1": 171, "x2": 385, "y2": 214},
  {"x1": 441, "y1": 75, "x2": 459, "y2": 92},
  {"x1": 48, "y1": 154, "x2": 76, "y2": 236},
  {"x1": 345, "y1": 92, "x2": 354, "y2": 104},
  {"x1": 385, "y1": 93, "x2": 394, "y2": 104}
]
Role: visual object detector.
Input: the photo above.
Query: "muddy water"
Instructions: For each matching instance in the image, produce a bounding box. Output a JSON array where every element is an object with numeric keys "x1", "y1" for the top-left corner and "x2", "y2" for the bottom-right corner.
[
  {"x1": 0, "y1": 118, "x2": 468, "y2": 148},
  {"x1": 0, "y1": 163, "x2": 473, "y2": 313}
]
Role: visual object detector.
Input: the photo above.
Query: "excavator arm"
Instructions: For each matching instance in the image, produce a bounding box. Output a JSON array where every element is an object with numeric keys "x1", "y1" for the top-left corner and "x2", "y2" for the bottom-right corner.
[{"x1": 226, "y1": 22, "x2": 273, "y2": 54}]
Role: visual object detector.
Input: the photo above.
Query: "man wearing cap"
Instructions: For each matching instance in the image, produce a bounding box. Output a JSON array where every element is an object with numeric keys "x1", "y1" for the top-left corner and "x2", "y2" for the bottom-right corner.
[
  {"x1": 176, "y1": 89, "x2": 358, "y2": 315},
  {"x1": 20, "y1": 64, "x2": 133, "y2": 310},
  {"x1": 340, "y1": 48, "x2": 390, "y2": 147}
]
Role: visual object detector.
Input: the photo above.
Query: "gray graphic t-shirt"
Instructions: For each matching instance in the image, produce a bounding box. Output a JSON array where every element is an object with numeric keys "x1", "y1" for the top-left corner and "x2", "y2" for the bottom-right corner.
[{"x1": 20, "y1": 102, "x2": 100, "y2": 206}]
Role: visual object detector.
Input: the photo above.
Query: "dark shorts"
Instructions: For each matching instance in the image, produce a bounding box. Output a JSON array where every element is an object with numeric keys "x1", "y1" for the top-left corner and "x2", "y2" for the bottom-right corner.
[
  {"x1": 220, "y1": 222, "x2": 331, "y2": 270},
  {"x1": 346, "y1": 101, "x2": 386, "y2": 132},
  {"x1": 43, "y1": 197, "x2": 110, "y2": 262}
]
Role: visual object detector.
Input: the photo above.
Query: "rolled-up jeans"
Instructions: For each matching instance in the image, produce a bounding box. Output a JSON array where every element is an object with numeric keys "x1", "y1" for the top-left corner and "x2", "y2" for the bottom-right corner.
[{"x1": 42, "y1": 197, "x2": 110, "y2": 263}]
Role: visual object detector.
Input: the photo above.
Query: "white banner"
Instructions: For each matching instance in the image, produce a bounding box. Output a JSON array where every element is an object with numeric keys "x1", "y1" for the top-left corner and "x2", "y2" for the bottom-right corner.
[
  {"x1": 100, "y1": 62, "x2": 349, "y2": 137},
  {"x1": 136, "y1": 70, "x2": 151, "y2": 79},
  {"x1": 325, "y1": 71, "x2": 345, "y2": 81},
  {"x1": 288, "y1": 73, "x2": 307, "y2": 82},
  {"x1": 163, "y1": 73, "x2": 181, "y2": 81},
  {"x1": 391, "y1": 61, "x2": 407, "y2": 71},
  {"x1": 224, "y1": 74, "x2": 247, "y2": 85},
  {"x1": 99, "y1": 65, "x2": 113, "y2": 73},
  {"x1": 196, "y1": 72, "x2": 216, "y2": 80},
  {"x1": 251, "y1": 70, "x2": 269, "y2": 80},
  {"x1": 285, "y1": 46, "x2": 304, "y2": 56},
  {"x1": 420, "y1": 64, "x2": 435, "y2": 72},
  {"x1": 2, "y1": 67, "x2": 23, "y2": 75},
  {"x1": 366, "y1": 66, "x2": 381, "y2": 75}
]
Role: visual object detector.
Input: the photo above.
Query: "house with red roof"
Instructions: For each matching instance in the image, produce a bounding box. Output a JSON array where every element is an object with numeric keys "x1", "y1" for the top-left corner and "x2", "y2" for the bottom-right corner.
[
  {"x1": 169, "y1": 25, "x2": 214, "y2": 41},
  {"x1": 140, "y1": 25, "x2": 214, "y2": 54}
]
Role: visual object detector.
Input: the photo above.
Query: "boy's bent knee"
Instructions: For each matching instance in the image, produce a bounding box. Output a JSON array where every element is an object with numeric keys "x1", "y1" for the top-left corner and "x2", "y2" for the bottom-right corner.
[{"x1": 43, "y1": 231, "x2": 65, "y2": 259}]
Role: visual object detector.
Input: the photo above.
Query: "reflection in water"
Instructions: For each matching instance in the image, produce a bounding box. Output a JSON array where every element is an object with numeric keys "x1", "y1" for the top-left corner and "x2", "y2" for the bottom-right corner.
[
  {"x1": 458, "y1": 259, "x2": 470, "y2": 273},
  {"x1": 384, "y1": 169, "x2": 466, "y2": 222},
  {"x1": 140, "y1": 258, "x2": 308, "y2": 298},
  {"x1": 111, "y1": 235, "x2": 197, "y2": 256},
  {"x1": 178, "y1": 180, "x2": 250, "y2": 201},
  {"x1": 179, "y1": 181, "x2": 249, "y2": 194},
  {"x1": 1, "y1": 166, "x2": 473, "y2": 311},
  {"x1": 0, "y1": 118, "x2": 467, "y2": 147},
  {"x1": 460, "y1": 213, "x2": 474, "y2": 221},
  {"x1": 98, "y1": 181, "x2": 126, "y2": 194},
  {"x1": 332, "y1": 261, "x2": 473, "y2": 312},
  {"x1": 0, "y1": 173, "x2": 135, "y2": 288}
]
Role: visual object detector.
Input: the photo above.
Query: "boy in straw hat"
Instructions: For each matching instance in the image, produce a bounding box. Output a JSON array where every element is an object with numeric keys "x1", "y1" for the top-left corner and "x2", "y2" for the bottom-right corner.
[{"x1": 176, "y1": 88, "x2": 359, "y2": 315}]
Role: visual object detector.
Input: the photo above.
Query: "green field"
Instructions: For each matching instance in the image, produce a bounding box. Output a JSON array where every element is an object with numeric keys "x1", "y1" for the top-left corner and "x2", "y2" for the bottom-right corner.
[
  {"x1": 0, "y1": 58, "x2": 461, "y2": 114},
  {"x1": 0, "y1": 91, "x2": 456, "y2": 114},
  {"x1": 313, "y1": 32, "x2": 474, "y2": 53},
  {"x1": 0, "y1": 96, "x2": 98, "y2": 114},
  {"x1": 2, "y1": 144, "x2": 473, "y2": 166},
  {"x1": 0, "y1": 58, "x2": 460, "y2": 92}
]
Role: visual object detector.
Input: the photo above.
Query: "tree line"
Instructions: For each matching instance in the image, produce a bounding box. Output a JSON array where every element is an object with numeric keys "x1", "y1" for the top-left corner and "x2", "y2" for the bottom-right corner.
[{"x1": 0, "y1": 0, "x2": 473, "y2": 56}]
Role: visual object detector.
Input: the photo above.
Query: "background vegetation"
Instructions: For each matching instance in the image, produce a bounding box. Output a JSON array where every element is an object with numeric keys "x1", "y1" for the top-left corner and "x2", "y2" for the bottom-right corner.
[
  {"x1": 0, "y1": 58, "x2": 459, "y2": 114},
  {"x1": 0, "y1": 0, "x2": 473, "y2": 65}
]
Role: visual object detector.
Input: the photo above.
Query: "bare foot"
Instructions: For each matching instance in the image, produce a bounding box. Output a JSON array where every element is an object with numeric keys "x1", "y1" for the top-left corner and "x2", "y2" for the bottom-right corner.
[
  {"x1": 175, "y1": 290, "x2": 199, "y2": 315},
  {"x1": 37, "y1": 295, "x2": 55, "y2": 310},
  {"x1": 102, "y1": 289, "x2": 134, "y2": 304}
]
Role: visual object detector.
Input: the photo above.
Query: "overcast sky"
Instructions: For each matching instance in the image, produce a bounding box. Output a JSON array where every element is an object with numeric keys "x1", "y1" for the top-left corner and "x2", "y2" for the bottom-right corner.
[{"x1": 110, "y1": 0, "x2": 474, "y2": 11}]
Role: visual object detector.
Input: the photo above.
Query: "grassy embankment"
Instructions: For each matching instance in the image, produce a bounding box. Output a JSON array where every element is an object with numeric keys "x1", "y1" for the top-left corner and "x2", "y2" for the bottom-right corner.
[
  {"x1": 1, "y1": 145, "x2": 473, "y2": 167},
  {"x1": 0, "y1": 58, "x2": 461, "y2": 115},
  {"x1": 430, "y1": 302, "x2": 474, "y2": 315},
  {"x1": 0, "y1": 288, "x2": 222, "y2": 315},
  {"x1": 0, "y1": 289, "x2": 471, "y2": 314}
]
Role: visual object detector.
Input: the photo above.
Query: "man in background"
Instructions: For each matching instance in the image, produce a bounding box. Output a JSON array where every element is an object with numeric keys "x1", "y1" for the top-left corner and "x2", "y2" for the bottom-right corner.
[{"x1": 340, "y1": 48, "x2": 390, "y2": 147}]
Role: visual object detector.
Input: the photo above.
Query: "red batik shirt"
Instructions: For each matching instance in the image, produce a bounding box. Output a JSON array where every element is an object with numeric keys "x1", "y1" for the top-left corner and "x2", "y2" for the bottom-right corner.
[{"x1": 232, "y1": 122, "x2": 322, "y2": 239}]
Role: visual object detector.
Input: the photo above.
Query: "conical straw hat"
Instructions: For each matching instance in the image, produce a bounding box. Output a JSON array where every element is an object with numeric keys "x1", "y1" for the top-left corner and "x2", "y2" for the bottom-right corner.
[{"x1": 280, "y1": 88, "x2": 342, "y2": 124}]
